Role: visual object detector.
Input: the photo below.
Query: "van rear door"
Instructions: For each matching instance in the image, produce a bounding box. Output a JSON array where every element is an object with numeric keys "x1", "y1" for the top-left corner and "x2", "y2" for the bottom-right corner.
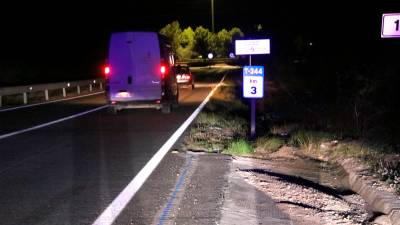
[{"x1": 108, "y1": 32, "x2": 161, "y2": 101}]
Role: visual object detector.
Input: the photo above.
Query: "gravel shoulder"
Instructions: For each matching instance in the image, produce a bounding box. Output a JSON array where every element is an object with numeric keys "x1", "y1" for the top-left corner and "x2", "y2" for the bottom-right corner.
[{"x1": 231, "y1": 147, "x2": 373, "y2": 225}]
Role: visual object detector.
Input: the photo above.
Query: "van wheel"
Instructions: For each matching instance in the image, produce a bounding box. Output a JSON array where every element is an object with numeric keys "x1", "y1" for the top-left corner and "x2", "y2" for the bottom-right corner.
[
  {"x1": 172, "y1": 90, "x2": 179, "y2": 109},
  {"x1": 161, "y1": 104, "x2": 171, "y2": 114},
  {"x1": 108, "y1": 106, "x2": 118, "y2": 115}
]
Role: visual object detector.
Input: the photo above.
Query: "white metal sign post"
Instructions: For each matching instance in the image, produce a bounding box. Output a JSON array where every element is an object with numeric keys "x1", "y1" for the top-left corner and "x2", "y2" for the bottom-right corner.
[{"x1": 235, "y1": 39, "x2": 270, "y2": 138}]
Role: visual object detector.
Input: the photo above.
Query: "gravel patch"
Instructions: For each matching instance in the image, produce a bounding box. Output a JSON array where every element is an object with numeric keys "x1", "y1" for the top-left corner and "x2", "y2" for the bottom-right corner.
[{"x1": 233, "y1": 156, "x2": 370, "y2": 225}]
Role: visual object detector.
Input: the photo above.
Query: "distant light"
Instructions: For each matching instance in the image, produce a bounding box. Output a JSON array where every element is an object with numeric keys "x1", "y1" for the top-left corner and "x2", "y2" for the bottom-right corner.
[
  {"x1": 309, "y1": 42, "x2": 313, "y2": 46},
  {"x1": 93, "y1": 80, "x2": 96, "y2": 84},
  {"x1": 208, "y1": 53, "x2": 214, "y2": 59},
  {"x1": 257, "y1": 24, "x2": 263, "y2": 32},
  {"x1": 67, "y1": 83, "x2": 70, "y2": 87},
  {"x1": 229, "y1": 52, "x2": 235, "y2": 58},
  {"x1": 29, "y1": 87, "x2": 33, "y2": 91}
]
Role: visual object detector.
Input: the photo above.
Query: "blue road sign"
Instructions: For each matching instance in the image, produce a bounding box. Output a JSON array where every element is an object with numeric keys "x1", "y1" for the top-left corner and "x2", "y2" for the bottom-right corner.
[{"x1": 243, "y1": 66, "x2": 264, "y2": 98}]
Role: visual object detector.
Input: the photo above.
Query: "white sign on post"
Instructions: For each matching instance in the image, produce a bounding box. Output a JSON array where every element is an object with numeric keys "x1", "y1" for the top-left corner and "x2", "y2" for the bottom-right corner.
[
  {"x1": 235, "y1": 39, "x2": 270, "y2": 55},
  {"x1": 243, "y1": 66, "x2": 264, "y2": 98},
  {"x1": 235, "y1": 38, "x2": 270, "y2": 138},
  {"x1": 381, "y1": 13, "x2": 400, "y2": 38}
]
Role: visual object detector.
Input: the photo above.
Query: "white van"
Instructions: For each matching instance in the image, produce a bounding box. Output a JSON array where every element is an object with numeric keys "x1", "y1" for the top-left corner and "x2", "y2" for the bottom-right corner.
[{"x1": 105, "y1": 31, "x2": 179, "y2": 114}]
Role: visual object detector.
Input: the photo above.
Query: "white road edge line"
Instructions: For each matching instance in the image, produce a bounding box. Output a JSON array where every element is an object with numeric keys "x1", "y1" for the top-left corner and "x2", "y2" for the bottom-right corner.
[
  {"x1": 0, "y1": 105, "x2": 109, "y2": 140},
  {"x1": 0, "y1": 91, "x2": 105, "y2": 113},
  {"x1": 92, "y1": 75, "x2": 228, "y2": 225}
]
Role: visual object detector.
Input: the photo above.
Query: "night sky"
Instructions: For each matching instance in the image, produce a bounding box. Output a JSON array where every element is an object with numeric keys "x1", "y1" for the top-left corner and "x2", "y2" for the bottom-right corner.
[{"x1": 1, "y1": 1, "x2": 399, "y2": 81}]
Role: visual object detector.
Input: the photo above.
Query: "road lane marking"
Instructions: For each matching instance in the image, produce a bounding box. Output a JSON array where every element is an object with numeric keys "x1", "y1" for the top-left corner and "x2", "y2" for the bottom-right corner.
[
  {"x1": 0, "y1": 105, "x2": 108, "y2": 140},
  {"x1": 0, "y1": 91, "x2": 105, "y2": 113},
  {"x1": 92, "y1": 74, "x2": 227, "y2": 225}
]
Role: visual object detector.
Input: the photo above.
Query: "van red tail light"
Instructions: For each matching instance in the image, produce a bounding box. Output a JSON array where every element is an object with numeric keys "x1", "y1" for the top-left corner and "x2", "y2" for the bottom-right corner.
[
  {"x1": 104, "y1": 65, "x2": 111, "y2": 77},
  {"x1": 160, "y1": 63, "x2": 168, "y2": 79},
  {"x1": 160, "y1": 65, "x2": 167, "y2": 79}
]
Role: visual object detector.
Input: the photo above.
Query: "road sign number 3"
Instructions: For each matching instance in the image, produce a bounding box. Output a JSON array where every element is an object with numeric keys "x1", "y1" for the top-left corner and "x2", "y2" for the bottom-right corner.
[{"x1": 251, "y1": 87, "x2": 257, "y2": 94}]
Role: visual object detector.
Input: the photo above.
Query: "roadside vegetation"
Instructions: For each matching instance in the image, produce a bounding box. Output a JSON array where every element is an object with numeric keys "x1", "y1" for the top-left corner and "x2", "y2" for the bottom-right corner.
[
  {"x1": 266, "y1": 44, "x2": 400, "y2": 193},
  {"x1": 255, "y1": 137, "x2": 285, "y2": 153},
  {"x1": 184, "y1": 61, "x2": 400, "y2": 193},
  {"x1": 183, "y1": 72, "x2": 248, "y2": 153},
  {"x1": 159, "y1": 21, "x2": 244, "y2": 60},
  {"x1": 226, "y1": 139, "x2": 254, "y2": 155}
]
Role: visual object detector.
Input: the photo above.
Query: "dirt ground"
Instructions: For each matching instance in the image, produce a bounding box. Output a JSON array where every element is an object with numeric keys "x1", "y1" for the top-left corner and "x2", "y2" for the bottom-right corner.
[{"x1": 232, "y1": 147, "x2": 373, "y2": 225}]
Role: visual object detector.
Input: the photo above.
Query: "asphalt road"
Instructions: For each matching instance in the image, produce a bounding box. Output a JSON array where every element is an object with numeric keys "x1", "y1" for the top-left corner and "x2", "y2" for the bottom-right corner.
[{"x1": 0, "y1": 70, "x2": 224, "y2": 225}]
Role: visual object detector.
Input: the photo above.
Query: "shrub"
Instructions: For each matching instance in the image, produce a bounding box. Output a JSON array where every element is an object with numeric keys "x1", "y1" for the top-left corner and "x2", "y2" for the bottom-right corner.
[
  {"x1": 226, "y1": 139, "x2": 253, "y2": 155},
  {"x1": 255, "y1": 137, "x2": 285, "y2": 153}
]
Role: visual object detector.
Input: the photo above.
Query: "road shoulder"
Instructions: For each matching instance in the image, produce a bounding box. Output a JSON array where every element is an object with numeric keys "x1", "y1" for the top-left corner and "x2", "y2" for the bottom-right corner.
[
  {"x1": 220, "y1": 159, "x2": 293, "y2": 225},
  {"x1": 156, "y1": 152, "x2": 294, "y2": 225}
]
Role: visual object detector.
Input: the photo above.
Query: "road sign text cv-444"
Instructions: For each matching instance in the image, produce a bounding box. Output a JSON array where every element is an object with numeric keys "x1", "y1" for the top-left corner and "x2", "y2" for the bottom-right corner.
[
  {"x1": 243, "y1": 66, "x2": 264, "y2": 98},
  {"x1": 381, "y1": 13, "x2": 400, "y2": 38}
]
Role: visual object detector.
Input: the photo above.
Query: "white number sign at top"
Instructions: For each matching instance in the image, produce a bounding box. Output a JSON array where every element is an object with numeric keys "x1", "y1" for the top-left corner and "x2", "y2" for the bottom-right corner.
[
  {"x1": 381, "y1": 13, "x2": 400, "y2": 38},
  {"x1": 235, "y1": 39, "x2": 270, "y2": 55}
]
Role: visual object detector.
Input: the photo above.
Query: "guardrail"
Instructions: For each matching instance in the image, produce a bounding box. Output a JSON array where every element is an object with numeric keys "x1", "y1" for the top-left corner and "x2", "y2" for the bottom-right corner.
[
  {"x1": 0, "y1": 79, "x2": 105, "y2": 107},
  {"x1": 176, "y1": 57, "x2": 243, "y2": 66}
]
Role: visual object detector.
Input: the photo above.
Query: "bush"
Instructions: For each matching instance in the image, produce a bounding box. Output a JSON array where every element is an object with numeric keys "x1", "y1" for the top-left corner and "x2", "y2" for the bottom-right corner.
[
  {"x1": 373, "y1": 158, "x2": 400, "y2": 193},
  {"x1": 255, "y1": 137, "x2": 285, "y2": 153},
  {"x1": 289, "y1": 130, "x2": 334, "y2": 150},
  {"x1": 226, "y1": 139, "x2": 253, "y2": 155}
]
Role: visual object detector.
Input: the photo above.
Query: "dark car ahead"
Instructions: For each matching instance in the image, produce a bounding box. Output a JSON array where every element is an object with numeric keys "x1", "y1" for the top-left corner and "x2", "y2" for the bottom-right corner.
[{"x1": 175, "y1": 65, "x2": 194, "y2": 90}]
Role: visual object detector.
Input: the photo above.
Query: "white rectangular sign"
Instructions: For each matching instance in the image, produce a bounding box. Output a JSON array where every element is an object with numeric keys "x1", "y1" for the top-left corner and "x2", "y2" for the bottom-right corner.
[
  {"x1": 243, "y1": 66, "x2": 264, "y2": 98},
  {"x1": 235, "y1": 39, "x2": 270, "y2": 55},
  {"x1": 381, "y1": 13, "x2": 400, "y2": 38}
]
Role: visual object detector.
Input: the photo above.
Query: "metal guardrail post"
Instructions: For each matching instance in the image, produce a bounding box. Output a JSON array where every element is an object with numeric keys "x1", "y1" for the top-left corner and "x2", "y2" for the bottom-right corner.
[
  {"x1": 45, "y1": 90, "x2": 49, "y2": 101},
  {"x1": 0, "y1": 79, "x2": 104, "y2": 108},
  {"x1": 23, "y1": 92, "x2": 28, "y2": 104}
]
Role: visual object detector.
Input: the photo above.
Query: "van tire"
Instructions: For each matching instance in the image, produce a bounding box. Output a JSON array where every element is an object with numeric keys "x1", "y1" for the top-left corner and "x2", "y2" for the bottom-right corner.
[
  {"x1": 161, "y1": 104, "x2": 171, "y2": 114},
  {"x1": 108, "y1": 106, "x2": 118, "y2": 115},
  {"x1": 172, "y1": 90, "x2": 179, "y2": 109}
]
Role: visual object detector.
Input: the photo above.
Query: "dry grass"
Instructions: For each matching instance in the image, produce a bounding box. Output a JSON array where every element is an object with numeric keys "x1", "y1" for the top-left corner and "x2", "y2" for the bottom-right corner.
[{"x1": 254, "y1": 137, "x2": 285, "y2": 154}]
